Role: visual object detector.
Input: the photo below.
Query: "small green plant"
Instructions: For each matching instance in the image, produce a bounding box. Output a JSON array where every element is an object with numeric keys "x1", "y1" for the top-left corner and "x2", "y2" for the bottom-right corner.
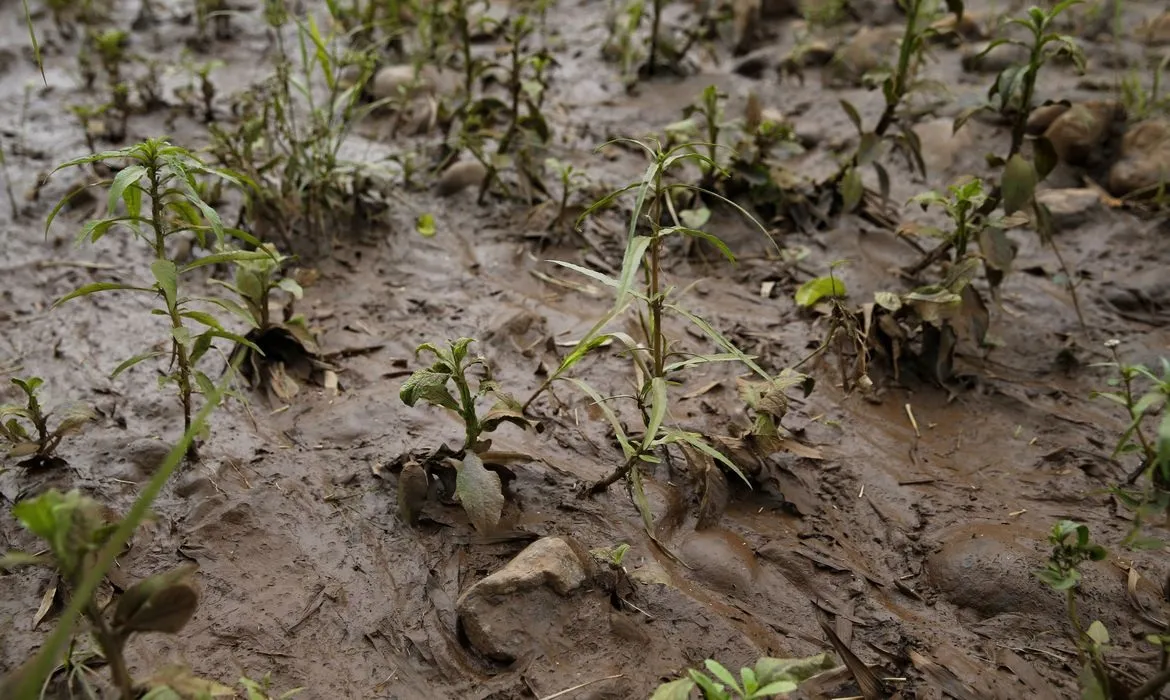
[
  {"x1": 827, "y1": 0, "x2": 959, "y2": 214},
  {"x1": 399, "y1": 338, "x2": 530, "y2": 532},
  {"x1": 1035, "y1": 521, "x2": 1113, "y2": 698},
  {"x1": 1120, "y1": 54, "x2": 1170, "y2": 122},
  {"x1": 47, "y1": 137, "x2": 267, "y2": 456},
  {"x1": 1091, "y1": 342, "x2": 1170, "y2": 548},
  {"x1": 650, "y1": 653, "x2": 836, "y2": 699},
  {"x1": 0, "y1": 377, "x2": 94, "y2": 469},
  {"x1": 602, "y1": 0, "x2": 702, "y2": 87},
  {"x1": 524, "y1": 139, "x2": 811, "y2": 539},
  {"x1": 0, "y1": 377, "x2": 230, "y2": 700},
  {"x1": 1, "y1": 490, "x2": 201, "y2": 700},
  {"x1": 544, "y1": 157, "x2": 589, "y2": 232}
]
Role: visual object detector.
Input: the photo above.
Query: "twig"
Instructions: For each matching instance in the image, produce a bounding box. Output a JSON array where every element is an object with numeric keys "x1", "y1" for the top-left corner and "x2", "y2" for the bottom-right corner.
[{"x1": 537, "y1": 674, "x2": 623, "y2": 700}]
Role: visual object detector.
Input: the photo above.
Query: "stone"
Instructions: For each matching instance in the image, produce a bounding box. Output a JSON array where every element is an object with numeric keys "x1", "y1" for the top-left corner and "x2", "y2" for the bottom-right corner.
[
  {"x1": 824, "y1": 26, "x2": 901, "y2": 87},
  {"x1": 925, "y1": 523, "x2": 1059, "y2": 618},
  {"x1": 1138, "y1": 12, "x2": 1170, "y2": 45},
  {"x1": 1108, "y1": 119, "x2": 1170, "y2": 197},
  {"x1": 1034, "y1": 188, "x2": 1103, "y2": 229},
  {"x1": 436, "y1": 160, "x2": 487, "y2": 197},
  {"x1": 1042, "y1": 100, "x2": 1122, "y2": 166},
  {"x1": 1025, "y1": 102, "x2": 1071, "y2": 135},
  {"x1": 913, "y1": 118, "x2": 975, "y2": 175},
  {"x1": 961, "y1": 40, "x2": 1029, "y2": 73},
  {"x1": 367, "y1": 64, "x2": 437, "y2": 101},
  {"x1": 456, "y1": 537, "x2": 594, "y2": 661}
]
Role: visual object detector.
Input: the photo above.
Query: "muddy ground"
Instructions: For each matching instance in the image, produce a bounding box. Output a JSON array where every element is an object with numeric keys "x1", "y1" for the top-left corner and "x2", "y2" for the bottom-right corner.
[{"x1": 2, "y1": 0, "x2": 1170, "y2": 698}]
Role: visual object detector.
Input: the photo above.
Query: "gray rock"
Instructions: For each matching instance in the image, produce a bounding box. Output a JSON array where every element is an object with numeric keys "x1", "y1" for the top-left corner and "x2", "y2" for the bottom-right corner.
[
  {"x1": 1034, "y1": 188, "x2": 1103, "y2": 229},
  {"x1": 925, "y1": 523, "x2": 1058, "y2": 618},
  {"x1": 1108, "y1": 119, "x2": 1170, "y2": 197},
  {"x1": 436, "y1": 160, "x2": 487, "y2": 197},
  {"x1": 961, "y1": 40, "x2": 1029, "y2": 73},
  {"x1": 1043, "y1": 100, "x2": 1123, "y2": 166},
  {"x1": 456, "y1": 537, "x2": 594, "y2": 661}
]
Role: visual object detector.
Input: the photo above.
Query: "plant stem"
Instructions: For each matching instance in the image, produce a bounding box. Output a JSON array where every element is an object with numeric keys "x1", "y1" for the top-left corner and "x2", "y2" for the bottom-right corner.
[
  {"x1": 874, "y1": 0, "x2": 922, "y2": 137},
  {"x1": 85, "y1": 602, "x2": 132, "y2": 699},
  {"x1": 648, "y1": 0, "x2": 663, "y2": 76},
  {"x1": 147, "y1": 159, "x2": 194, "y2": 455},
  {"x1": 1131, "y1": 665, "x2": 1170, "y2": 700},
  {"x1": 585, "y1": 452, "x2": 640, "y2": 496},
  {"x1": 649, "y1": 165, "x2": 664, "y2": 378}
]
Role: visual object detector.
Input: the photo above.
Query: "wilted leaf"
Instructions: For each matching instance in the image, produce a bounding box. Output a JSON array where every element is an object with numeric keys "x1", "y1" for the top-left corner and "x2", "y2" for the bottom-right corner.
[
  {"x1": 456, "y1": 453, "x2": 504, "y2": 533},
  {"x1": 978, "y1": 227, "x2": 1014, "y2": 272},
  {"x1": 139, "y1": 665, "x2": 235, "y2": 699},
  {"x1": 114, "y1": 565, "x2": 199, "y2": 635},
  {"x1": 874, "y1": 291, "x2": 903, "y2": 312},
  {"x1": 795, "y1": 276, "x2": 847, "y2": 307},
  {"x1": 399, "y1": 368, "x2": 458, "y2": 412}
]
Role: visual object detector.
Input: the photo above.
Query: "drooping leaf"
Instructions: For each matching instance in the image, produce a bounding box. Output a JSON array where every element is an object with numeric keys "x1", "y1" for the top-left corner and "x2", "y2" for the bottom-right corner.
[
  {"x1": 151, "y1": 260, "x2": 179, "y2": 311},
  {"x1": 54, "y1": 282, "x2": 152, "y2": 307},
  {"x1": 113, "y1": 565, "x2": 199, "y2": 635},
  {"x1": 795, "y1": 276, "x2": 847, "y2": 307},
  {"x1": 111, "y1": 352, "x2": 167, "y2": 378},
  {"x1": 1001, "y1": 154, "x2": 1037, "y2": 215},
  {"x1": 456, "y1": 453, "x2": 504, "y2": 533}
]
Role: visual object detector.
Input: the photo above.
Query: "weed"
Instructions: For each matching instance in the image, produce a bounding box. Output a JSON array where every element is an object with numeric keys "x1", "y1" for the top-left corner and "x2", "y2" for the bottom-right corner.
[
  {"x1": 544, "y1": 157, "x2": 589, "y2": 232},
  {"x1": 602, "y1": 0, "x2": 702, "y2": 86},
  {"x1": 793, "y1": 265, "x2": 871, "y2": 393},
  {"x1": 0, "y1": 377, "x2": 94, "y2": 469},
  {"x1": 0, "y1": 368, "x2": 231, "y2": 700},
  {"x1": 210, "y1": 6, "x2": 390, "y2": 255},
  {"x1": 399, "y1": 338, "x2": 530, "y2": 531},
  {"x1": 1120, "y1": 54, "x2": 1170, "y2": 122},
  {"x1": 650, "y1": 653, "x2": 836, "y2": 699},
  {"x1": 525, "y1": 138, "x2": 810, "y2": 537},
  {"x1": 1091, "y1": 342, "x2": 1170, "y2": 548},
  {"x1": 826, "y1": 0, "x2": 960, "y2": 215},
  {"x1": 46, "y1": 138, "x2": 267, "y2": 456}
]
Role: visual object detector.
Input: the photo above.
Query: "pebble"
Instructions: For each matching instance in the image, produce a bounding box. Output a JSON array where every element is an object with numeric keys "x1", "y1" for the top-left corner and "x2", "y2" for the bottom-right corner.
[
  {"x1": 1042, "y1": 100, "x2": 1122, "y2": 166},
  {"x1": 1034, "y1": 188, "x2": 1103, "y2": 229}
]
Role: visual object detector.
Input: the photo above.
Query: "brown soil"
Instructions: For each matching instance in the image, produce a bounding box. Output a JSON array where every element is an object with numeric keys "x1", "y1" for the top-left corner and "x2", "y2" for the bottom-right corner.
[{"x1": 2, "y1": 1, "x2": 1169, "y2": 699}]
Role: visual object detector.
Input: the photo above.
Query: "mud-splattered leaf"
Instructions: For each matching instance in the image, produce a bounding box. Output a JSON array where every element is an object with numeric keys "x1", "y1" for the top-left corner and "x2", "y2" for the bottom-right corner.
[
  {"x1": 795, "y1": 276, "x2": 847, "y2": 307},
  {"x1": 456, "y1": 453, "x2": 503, "y2": 533},
  {"x1": 649, "y1": 678, "x2": 695, "y2": 700},
  {"x1": 874, "y1": 291, "x2": 902, "y2": 312},
  {"x1": 114, "y1": 565, "x2": 199, "y2": 635},
  {"x1": 1001, "y1": 154, "x2": 1037, "y2": 215},
  {"x1": 755, "y1": 653, "x2": 837, "y2": 685},
  {"x1": 416, "y1": 213, "x2": 436, "y2": 237},
  {"x1": 140, "y1": 665, "x2": 235, "y2": 699},
  {"x1": 399, "y1": 368, "x2": 458, "y2": 412}
]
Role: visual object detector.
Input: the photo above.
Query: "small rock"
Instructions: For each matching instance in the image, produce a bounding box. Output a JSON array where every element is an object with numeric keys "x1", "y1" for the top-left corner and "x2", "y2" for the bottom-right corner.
[
  {"x1": 367, "y1": 64, "x2": 435, "y2": 101},
  {"x1": 1025, "y1": 102, "x2": 1071, "y2": 135},
  {"x1": 1034, "y1": 188, "x2": 1102, "y2": 229},
  {"x1": 926, "y1": 524, "x2": 1058, "y2": 618},
  {"x1": 961, "y1": 40, "x2": 1029, "y2": 73},
  {"x1": 824, "y1": 26, "x2": 901, "y2": 87},
  {"x1": 1108, "y1": 119, "x2": 1170, "y2": 196},
  {"x1": 456, "y1": 537, "x2": 595, "y2": 661},
  {"x1": 1138, "y1": 11, "x2": 1170, "y2": 45},
  {"x1": 913, "y1": 118, "x2": 975, "y2": 175},
  {"x1": 1042, "y1": 100, "x2": 1122, "y2": 166},
  {"x1": 436, "y1": 160, "x2": 487, "y2": 197}
]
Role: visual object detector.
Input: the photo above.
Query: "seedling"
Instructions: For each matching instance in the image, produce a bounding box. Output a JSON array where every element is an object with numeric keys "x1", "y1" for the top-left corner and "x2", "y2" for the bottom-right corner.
[
  {"x1": 793, "y1": 265, "x2": 869, "y2": 393},
  {"x1": 399, "y1": 338, "x2": 530, "y2": 532},
  {"x1": 650, "y1": 653, "x2": 836, "y2": 699},
  {"x1": 213, "y1": 243, "x2": 324, "y2": 401},
  {"x1": 544, "y1": 157, "x2": 589, "y2": 232},
  {"x1": 47, "y1": 138, "x2": 267, "y2": 456},
  {"x1": 0, "y1": 377, "x2": 94, "y2": 469},
  {"x1": 525, "y1": 139, "x2": 810, "y2": 537},
  {"x1": 1091, "y1": 342, "x2": 1170, "y2": 548},
  {"x1": 1, "y1": 490, "x2": 201, "y2": 700},
  {"x1": 1035, "y1": 520, "x2": 1112, "y2": 697}
]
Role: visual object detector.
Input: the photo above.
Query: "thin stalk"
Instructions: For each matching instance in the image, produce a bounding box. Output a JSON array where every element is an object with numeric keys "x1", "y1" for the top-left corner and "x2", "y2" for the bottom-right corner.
[
  {"x1": 874, "y1": 0, "x2": 923, "y2": 136},
  {"x1": 456, "y1": 374, "x2": 480, "y2": 449},
  {"x1": 1009, "y1": 32, "x2": 1044, "y2": 159},
  {"x1": 85, "y1": 603, "x2": 132, "y2": 699},
  {"x1": 147, "y1": 162, "x2": 194, "y2": 449},
  {"x1": 649, "y1": 170, "x2": 665, "y2": 378},
  {"x1": 648, "y1": 0, "x2": 663, "y2": 76}
]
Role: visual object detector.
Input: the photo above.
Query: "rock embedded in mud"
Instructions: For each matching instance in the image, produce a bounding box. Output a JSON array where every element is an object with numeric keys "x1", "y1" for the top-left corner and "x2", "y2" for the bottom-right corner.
[
  {"x1": 925, "y1": 524, "x2": 1058, "y2": 618},
  {"x1": 1025, "y1": 102, "x2": 1071, "y2": 135},
  {"x1": 1042, "y1": 100, "x2": 1123, "y2": 166},
  {"x1": 436, "y1": 160, "x2": 488, "y2": 197},
  {"x1": 961, "y1": 40, "x2": 1029, "y2": 74},
  {"x1": 1107, "y1": 118, "x2": 1170, "y2": 197},
  {"x1": 824, "y1": 27, "x2": 901, "y2": 87},
  {"x1": 456, "y1": 536, "x2": 596, "y2": 661},
  {"x1": 678, "y1": 529, "x2": 759, "y2": 596},
  {"x1": 1138, "y1": 12, "x2": 1170, "y2": 45},
  {"x1": 1034, "y1": 188, "x2": 1103, "y2": 229}
]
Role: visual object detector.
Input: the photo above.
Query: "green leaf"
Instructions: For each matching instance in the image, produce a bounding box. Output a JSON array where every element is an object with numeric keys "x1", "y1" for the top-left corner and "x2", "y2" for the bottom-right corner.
[
  {"x1": 566, "y1": 378, "x2": 635, "y2": 459},
  {"x1": 416, "y1": 213, "x2": 436, "y2": 237},
  {"x1": 755, "y1": 653, "x2": 837, "y2": 685},
  {"x1": 456, "y1": 453, "x2": 504, "y2": 533},
  {"x1": 151, "y1": 260, "x2": 179, "y2": 310},
  {"x1": 179, "y1": 310, "x2": 224, "y2": 330},
  {"x1": 795, "y1": 276, "x2": 847, "y2": 307},
  {"x1": 642, "y1": 377, "x2": 668, "y2": 452},
  {"x1": 1001, "y1": 154, "x2": 1037, "y2": 215},
  {"x1": 840, "y1": 167, "x2": 862, "y2": 213},
  {"x1": 648, "y1": 677, "x2": 696, "y2": 700},
  {"x1": 110, "y1": 351, "x2": 167, "y2": 378},
  {"x1": 107, "y1": 165, "x2": 146, "y2": 215},
  {"x1": 754, "y1": 680, "x2": 798, "y2": 696},
  {"x1": 179, "y1": 250, "x2": 272, "y2": 273},
  {"x1": 839, "y1": 99, "x2": 862, "y2": 132},
  {"x1": 615, "y1": 235, "x2": 653, "y2": 309},
  {"x1": 54, "y1": 282, "x2": 152, "y2": 307},
  {"x1": 277, "y1": 278, "x2": 303, "y2": 300},
  {"x1": 1086, "y1": 620, "x2": 1110, "y2": 646},
  {"x1": 399, "y1": 368, "x2": 459, "y2": 412}
]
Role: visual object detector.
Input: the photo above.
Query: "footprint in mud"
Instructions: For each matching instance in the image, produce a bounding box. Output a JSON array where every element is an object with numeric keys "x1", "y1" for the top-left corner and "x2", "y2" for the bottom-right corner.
[{"x1": 677, "y1": 529, "x2": 760, "y2": 596}]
